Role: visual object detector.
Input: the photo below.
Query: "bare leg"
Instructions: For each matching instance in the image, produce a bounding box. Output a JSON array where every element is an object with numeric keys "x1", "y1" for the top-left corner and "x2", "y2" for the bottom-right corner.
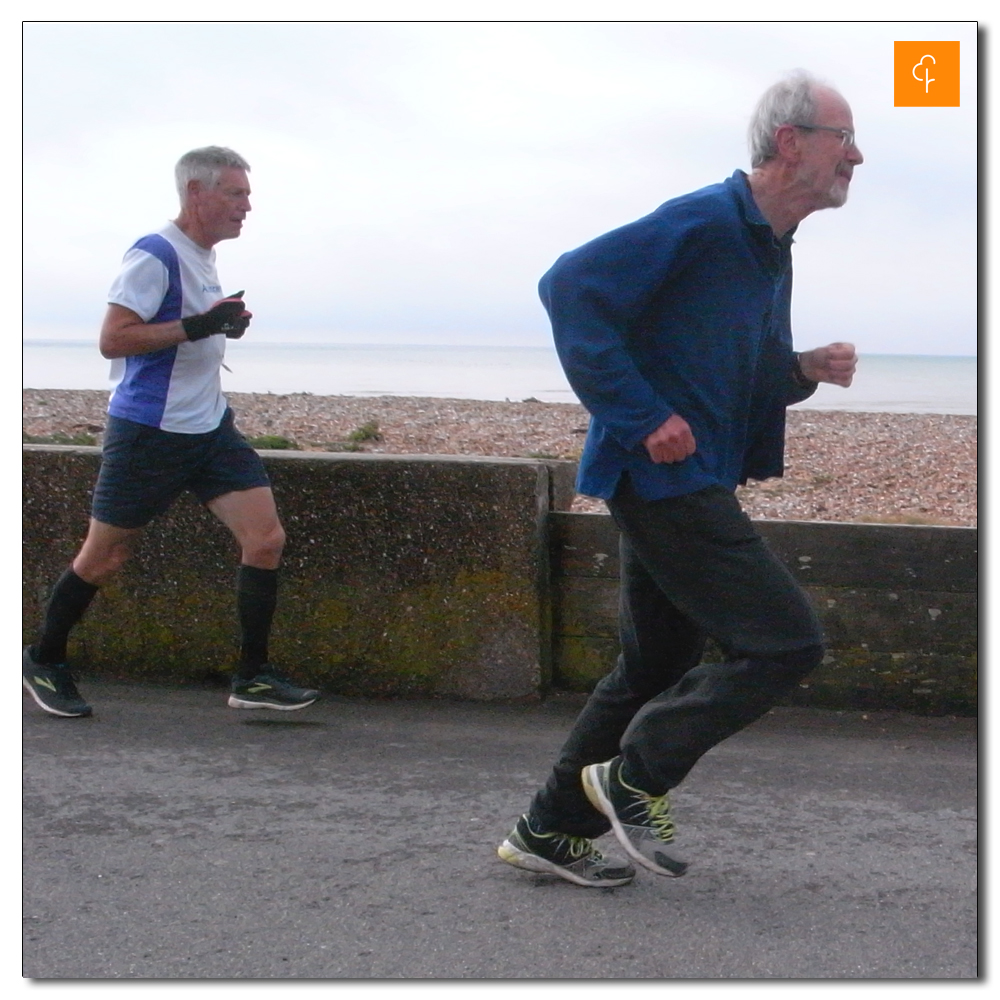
[
  {"x1": 73, "y1": 518, "x2": 143, "y2": 585},
  {"x1": 207, "y1": 486, "x2": 285, "y2": 568}
]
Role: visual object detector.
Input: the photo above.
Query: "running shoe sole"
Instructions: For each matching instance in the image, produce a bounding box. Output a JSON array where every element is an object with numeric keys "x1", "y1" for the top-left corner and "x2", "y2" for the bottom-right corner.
[
  {"x1": 497, "y1": 838, "x2": 634, "y2": 888},
  {"x1": 227, "y1": 695, "x2": 317, "y2": 711}
]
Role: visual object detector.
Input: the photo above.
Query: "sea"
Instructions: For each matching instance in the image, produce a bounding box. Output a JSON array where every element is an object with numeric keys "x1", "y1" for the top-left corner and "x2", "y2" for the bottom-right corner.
[{"x1": 21, "y1": 340, "x2": 977, "y2": 416}]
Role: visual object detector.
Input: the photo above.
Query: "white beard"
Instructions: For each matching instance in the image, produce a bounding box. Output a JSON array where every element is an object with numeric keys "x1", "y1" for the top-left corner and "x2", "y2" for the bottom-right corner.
[{"x1": 827, "y1": 177, "x2": 850, "y2": 208}]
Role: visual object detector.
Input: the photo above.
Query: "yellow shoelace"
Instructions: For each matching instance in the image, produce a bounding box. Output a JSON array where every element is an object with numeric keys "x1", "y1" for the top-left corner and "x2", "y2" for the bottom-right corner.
[
  {"x1": 642, "y1": 792, "x2": 676, "y2": 841},
  {"x1": 559, "y1": 834, "x2": 601, "y2": 860},
  {"x1": 619, "y1": 769, "x2": 677, "y2": 841}
]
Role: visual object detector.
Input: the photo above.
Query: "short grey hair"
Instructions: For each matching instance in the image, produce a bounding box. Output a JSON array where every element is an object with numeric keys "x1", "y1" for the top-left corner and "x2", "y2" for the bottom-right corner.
[
  {"x1": 175, "y1": 146, "x2": 250, "y2": 202},
  {"x1": 748, "y1": 71, "x2": 827, "y2": 167}
]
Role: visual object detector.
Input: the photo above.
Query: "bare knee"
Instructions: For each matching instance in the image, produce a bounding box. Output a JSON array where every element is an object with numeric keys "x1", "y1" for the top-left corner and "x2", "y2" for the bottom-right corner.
[
  {"x1": 242, "y1": 522, "x2": 286, "y2": 568},
  {"x1": 73, "y1": 541, "x2": 133, "y2": 585},
  {"x1": 72, "y1": 521, "x2": 139, "y2": 585}
]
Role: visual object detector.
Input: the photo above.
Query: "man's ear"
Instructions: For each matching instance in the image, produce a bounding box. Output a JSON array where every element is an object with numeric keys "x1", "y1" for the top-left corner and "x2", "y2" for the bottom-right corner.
[{"x1": 773, "y1": 124, "x2": 802, "y2": 163}]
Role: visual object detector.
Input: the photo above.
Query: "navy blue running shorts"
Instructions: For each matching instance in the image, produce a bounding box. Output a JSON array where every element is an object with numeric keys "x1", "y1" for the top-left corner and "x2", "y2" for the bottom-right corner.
[{"x1": 92, "y1": 408, "x2": 270, "y2": 529}]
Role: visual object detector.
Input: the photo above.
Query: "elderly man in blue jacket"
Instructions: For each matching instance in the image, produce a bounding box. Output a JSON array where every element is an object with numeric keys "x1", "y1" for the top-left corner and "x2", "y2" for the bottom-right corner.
[{"x1": 499, "y1": 71, "x2": 861, "y2": 887}]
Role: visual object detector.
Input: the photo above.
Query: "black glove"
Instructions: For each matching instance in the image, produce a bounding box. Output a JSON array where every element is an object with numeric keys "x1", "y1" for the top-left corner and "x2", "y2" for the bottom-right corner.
[
  {"x1": 223, "y1": 291, "x2": 252, "y2": 339},
  {"x1": 182, "y1": 292, "x2": 251, "y2": 341}
]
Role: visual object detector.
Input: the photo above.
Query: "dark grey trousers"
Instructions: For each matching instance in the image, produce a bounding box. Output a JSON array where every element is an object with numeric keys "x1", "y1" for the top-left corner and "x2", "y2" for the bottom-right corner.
[{"x1": 530, "y1": 478, "x2": 824, "y2": 838}]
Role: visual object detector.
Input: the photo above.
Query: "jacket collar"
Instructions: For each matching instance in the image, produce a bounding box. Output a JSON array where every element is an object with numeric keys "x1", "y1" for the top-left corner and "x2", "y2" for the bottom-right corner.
[{"x1": 726, "y1": 169, "x2": 797, "y2": 245}]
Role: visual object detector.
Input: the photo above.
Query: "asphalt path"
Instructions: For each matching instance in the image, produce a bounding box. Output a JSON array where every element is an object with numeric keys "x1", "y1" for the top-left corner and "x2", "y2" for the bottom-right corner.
[{"x1": 22, "y1": 682, "x2": 977, "y2": 980}]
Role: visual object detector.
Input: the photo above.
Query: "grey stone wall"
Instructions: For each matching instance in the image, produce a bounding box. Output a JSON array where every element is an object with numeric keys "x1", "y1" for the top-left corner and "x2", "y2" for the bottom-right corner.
[
  {"x1": 23, "y1": 446, "x2": 563, "y2": 701},
  {"x1": 23, "y1": 447, "x2": 977, "y2": 712},
  {"x1": 550, "y1": 512, "x2": 978, "y2": 715}
]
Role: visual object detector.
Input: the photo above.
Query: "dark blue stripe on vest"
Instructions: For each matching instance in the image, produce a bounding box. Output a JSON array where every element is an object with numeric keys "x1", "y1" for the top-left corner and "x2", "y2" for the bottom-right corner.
[
  {"x1": 132, "y1": 234, "x2": 183, "y2": 322},
  {"x1": 107, "y1": 235, "x2": 183, "y2": 428}
]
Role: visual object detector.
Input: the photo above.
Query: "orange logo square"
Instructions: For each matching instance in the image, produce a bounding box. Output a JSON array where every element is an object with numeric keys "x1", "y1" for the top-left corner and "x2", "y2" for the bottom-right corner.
[{"x1": 894, "y1": 41, "x2": 960, "y2": 107}]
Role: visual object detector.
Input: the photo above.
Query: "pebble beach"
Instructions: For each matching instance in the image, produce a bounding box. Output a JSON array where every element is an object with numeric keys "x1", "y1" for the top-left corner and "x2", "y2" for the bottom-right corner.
[{"x1": 23, "y1": 389, "x2": 977, "y2": 527}]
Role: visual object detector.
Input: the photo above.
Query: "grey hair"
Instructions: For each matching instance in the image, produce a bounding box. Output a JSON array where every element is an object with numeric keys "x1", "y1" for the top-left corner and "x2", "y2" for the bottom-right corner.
[
  {"x1": 748, "y1": 70, "x2": 828, "y2": 167},
  {"x1": 175, "y1": 146, "x2": 250, "y2": 202}
]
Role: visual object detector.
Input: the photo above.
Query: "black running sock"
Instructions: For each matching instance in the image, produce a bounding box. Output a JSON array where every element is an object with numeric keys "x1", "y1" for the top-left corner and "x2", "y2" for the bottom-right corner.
[
  {"x1": 34, "y1": 567, "x2": 100, "y2": 665},
  {"x1": 235, "y1": 565, "x2": 278, "y2": 678}
]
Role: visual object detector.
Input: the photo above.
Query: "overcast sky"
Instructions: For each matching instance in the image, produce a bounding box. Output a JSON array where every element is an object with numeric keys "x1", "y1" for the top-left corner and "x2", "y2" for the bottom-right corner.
[{"x1": 22, "y1": 19, "x2": 978, "y2": 355}]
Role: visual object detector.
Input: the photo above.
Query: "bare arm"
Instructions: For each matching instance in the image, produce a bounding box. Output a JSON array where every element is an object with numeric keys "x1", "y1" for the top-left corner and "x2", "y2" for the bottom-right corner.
[
  {"x1": 99, "y1": 295, "x2": 251, "y2": 359},
  {"x1": 99, "y1": 304, "x2": 186, "y2": 359}
]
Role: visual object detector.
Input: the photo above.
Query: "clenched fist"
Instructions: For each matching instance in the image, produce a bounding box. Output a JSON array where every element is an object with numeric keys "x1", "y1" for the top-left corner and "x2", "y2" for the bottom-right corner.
[
  {"x1": 643, "y1": 413, "x2": 697, "y2": 464},
  {"x1": 797, "y1": 342, "x2": 857, "y2": 387},
  {"x1": 182, "y1": 291, "x2": 252, "y2": 341}
]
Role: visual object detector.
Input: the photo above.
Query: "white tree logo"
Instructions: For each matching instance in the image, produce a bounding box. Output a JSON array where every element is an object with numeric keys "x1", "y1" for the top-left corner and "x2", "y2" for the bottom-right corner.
[{"x1": 912, "y1": 54, "x2": 936, "y2": 94}]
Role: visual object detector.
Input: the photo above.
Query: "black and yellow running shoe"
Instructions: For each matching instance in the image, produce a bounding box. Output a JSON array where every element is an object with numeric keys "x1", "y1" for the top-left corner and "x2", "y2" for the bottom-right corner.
[
  {"x1": 22, "y1": 648, "x2": 92, "y2": 718},
  {"x1": 582, "y1": 756, "x2": 688, "y2": 877},
  {"x1": 497, "y1": 814, "x2": 636, "y2": 887},
  {"x1": 228, "y1": 669, "x2": 319, "y2": 711}
]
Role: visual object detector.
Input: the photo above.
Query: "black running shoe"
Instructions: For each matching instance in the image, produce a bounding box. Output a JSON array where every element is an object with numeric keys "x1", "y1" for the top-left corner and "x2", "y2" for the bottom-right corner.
[
  {"x1": 22, "y1": 648, "x2": 92, "y2": 718},
  {"x1": 582, "y1": 757, "x2": 688, "y2": 877},
  {"x1": 497, "y1": 813, "x2": 636, "y2": 887},
  {"x1": 228, "y1": 669, "x2": 319, "y2": 711}
]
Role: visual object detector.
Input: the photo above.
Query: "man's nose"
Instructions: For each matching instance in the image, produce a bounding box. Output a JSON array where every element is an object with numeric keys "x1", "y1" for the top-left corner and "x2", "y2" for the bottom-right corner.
[{"x1": 847, "y1": 142, "x2": 864, "y2": 165}]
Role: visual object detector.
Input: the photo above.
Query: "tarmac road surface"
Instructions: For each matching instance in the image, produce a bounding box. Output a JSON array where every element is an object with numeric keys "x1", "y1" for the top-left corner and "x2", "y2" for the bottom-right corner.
[{"x1": 22, "y1": 681, "x2": 977, "y2": 980}]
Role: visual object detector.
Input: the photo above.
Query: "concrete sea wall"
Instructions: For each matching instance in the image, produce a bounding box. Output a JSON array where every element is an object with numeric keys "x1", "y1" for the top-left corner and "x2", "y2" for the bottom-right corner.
[
  {"x1": 23, "y1": 446, "x2": 977, "y2": 713},
  {"x1": 23, "y1": 447, "x2": 562, "y2": 700},
  {"x1": 550, "y1": 513, "x2": 977, "y2": 716}
]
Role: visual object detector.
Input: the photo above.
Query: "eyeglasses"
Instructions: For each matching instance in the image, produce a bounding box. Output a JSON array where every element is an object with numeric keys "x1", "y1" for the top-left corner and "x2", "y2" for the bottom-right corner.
[{"x1": 788, "y1": 123, "x2": 856, "y2": 148}]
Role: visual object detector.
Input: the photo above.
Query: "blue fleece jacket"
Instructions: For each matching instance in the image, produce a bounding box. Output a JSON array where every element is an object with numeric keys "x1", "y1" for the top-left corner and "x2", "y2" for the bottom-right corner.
[{"x1": 539, "y1": 169, "x2": 817, "y2": 501}]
